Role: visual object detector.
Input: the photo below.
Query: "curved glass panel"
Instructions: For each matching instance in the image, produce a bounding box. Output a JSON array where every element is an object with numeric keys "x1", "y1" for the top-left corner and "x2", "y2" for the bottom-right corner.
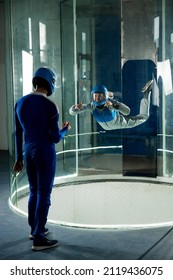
[{"x1": 5, "y1": 0, "x2": 173, "y2": 227}]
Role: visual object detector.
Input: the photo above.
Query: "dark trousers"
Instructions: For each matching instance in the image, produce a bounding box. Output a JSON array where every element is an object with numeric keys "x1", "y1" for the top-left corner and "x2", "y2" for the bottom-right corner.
[{"x1": 25, "y1": 143, "x2": 56, "y2": 239}]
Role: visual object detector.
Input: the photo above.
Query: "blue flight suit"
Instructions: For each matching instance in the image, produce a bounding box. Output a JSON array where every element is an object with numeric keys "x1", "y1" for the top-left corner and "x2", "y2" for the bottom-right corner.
[{"x1": 14, "y1": 92, "x2": 68, "y2": 239}]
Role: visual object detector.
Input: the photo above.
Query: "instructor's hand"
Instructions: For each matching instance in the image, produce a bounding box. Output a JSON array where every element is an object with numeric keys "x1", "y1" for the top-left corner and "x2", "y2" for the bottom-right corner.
[
  {"x1": 13, "y1": 160, "x2": 24, "y2": 173},
  {"x1": 62, "y1": 121, "x2": 71, "y2": 130}
]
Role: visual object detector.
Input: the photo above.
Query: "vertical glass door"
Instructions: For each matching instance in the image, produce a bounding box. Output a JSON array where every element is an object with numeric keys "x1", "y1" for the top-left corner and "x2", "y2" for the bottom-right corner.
[
  {"x1": 60, "y1": 0, "x2": 123, "y2": 177},
  {"x1": 60, "y1": 0, "x2": 78, "y2": 176}
]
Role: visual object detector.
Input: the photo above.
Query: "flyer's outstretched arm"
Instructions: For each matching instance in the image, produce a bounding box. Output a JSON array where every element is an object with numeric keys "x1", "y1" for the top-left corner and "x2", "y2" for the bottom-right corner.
[{"x1": 69, "y1": 102, "x2": 92, "y2": 115}]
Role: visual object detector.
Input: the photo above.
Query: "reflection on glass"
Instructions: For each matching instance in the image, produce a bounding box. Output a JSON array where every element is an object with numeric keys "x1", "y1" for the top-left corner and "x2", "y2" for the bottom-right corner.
[
  {"x1": 39, "y1": 22, "x2": 46, "y2": 63},
  {"x1": 81, "y1": 32, "x2": 87, "y2": 85},
  {"x1": 28, "y1": 17, "x2": 32, "y2": 54},
  {"x1": 22, "y1": 50, "x2": 33, "y2": 96},
  {"x1": 154, "y1": 16, "x2": 160, "y2": 48}
]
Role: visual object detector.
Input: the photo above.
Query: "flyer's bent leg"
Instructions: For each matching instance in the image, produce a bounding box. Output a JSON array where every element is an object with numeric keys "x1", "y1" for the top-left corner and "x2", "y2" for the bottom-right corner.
[
  {"x1": 113, "y1": 94, "x2": 151, "y2": 129},
  {"x1": 121, "y1": 80, "x2": 153, "y2": 128},
  {"x1": 125, "y1": 94, "x2": 150, "y2": 128}
]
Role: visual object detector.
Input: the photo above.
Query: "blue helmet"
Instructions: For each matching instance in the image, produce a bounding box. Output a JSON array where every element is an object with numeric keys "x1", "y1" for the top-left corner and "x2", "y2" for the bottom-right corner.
[
  {"x1": 32, "y1": 67, "x2": 57, "y2": 96},
  {"x1": 91, "y1": 85, "x2": 109, "y2": 106}
]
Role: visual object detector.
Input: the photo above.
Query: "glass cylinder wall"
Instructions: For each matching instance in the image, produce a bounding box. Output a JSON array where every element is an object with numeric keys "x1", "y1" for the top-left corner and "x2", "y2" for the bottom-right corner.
[{"x1": 5, "y1": 0, "x2": 173, "y2": 212}]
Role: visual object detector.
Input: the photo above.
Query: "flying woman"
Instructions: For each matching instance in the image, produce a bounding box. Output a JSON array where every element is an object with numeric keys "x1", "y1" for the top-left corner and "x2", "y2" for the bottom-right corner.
[{"x1": 69, "y1": 80, "x2": 153, "y2": 130}]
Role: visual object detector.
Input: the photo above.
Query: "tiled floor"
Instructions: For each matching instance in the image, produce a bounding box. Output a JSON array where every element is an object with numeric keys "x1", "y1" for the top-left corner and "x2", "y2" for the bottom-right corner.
[{"x1": 1, "y1": 150, "x2": 173, "y2": 260}]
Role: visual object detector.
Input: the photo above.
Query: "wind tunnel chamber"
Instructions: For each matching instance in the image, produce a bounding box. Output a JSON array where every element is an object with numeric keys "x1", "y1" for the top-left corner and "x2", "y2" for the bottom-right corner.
[
  {"x1": 7, "y1": 0, "x2": 173, "y2": 228},
  {"x1": 62, "y1": 0, "x2": 159, "y2": 178}
]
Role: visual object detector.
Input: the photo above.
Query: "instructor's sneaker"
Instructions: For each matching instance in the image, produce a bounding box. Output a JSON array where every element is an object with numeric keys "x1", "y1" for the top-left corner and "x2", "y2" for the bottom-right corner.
[
  {"x1": 29, "y1": 228, "x2": 49, "y2": 240},
  {"x1": 142, "y1": 79, "x2": 153, "y2": 93},
  {"x1": 32, "y1": 237, "x2": 58, "y2": 251}
]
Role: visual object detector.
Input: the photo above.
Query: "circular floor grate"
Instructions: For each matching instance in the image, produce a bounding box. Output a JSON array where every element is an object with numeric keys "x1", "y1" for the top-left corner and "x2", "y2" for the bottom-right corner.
[{"x1": 16, "y1": 179, "x2": 173, "y2": 229}]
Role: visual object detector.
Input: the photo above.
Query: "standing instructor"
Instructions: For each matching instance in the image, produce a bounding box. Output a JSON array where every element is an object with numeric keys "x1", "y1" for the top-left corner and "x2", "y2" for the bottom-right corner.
[{"x1": 13, "y1": 67, "x2": 71, "y2": 251}]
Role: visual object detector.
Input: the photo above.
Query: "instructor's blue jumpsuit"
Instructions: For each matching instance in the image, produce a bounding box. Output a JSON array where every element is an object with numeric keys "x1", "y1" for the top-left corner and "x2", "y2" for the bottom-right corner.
[{"x1": 14, "y1": 92, "x2": 68, "y2": 238}]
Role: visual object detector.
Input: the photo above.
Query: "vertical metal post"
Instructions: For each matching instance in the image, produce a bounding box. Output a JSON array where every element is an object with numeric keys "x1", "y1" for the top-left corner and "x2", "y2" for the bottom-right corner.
[
  {"x1": 73, "y1": 0, "x2": 79, "y2": 175},
  {"x1": 162, "y1": 0, "x2": 166, "y2": 176}
]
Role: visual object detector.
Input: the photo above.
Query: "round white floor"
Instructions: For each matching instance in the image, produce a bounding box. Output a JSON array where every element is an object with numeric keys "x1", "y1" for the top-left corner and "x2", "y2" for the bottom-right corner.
[{"x1": 16, "y1": 179, "x2": 173, "y2": 229}]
